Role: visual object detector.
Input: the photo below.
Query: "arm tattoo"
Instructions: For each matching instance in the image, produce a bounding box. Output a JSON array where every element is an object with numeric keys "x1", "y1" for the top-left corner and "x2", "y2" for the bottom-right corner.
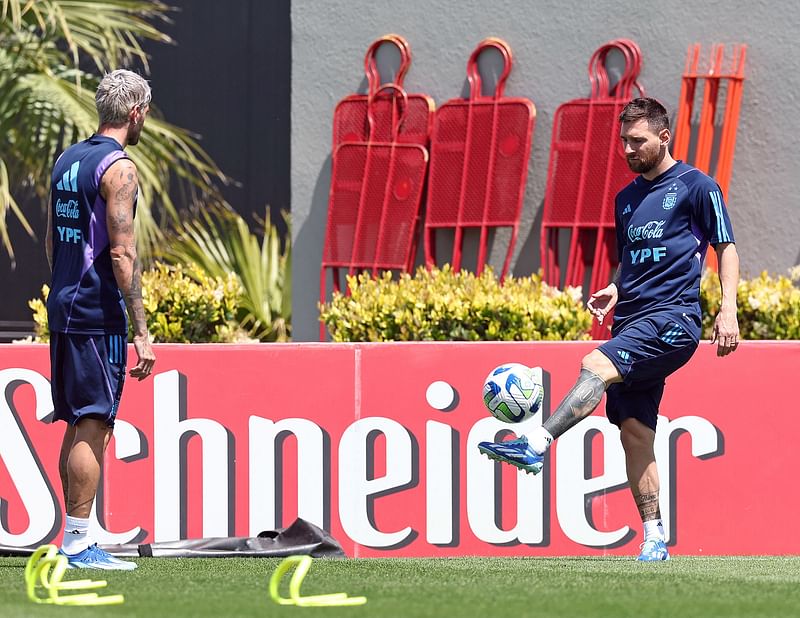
[
  {"x1": 114, "y1": 172, "x2": 136, "y2": 203},
  {"x1": 107, "y1": 164, "x2": 148, "y2": 337},
  {"x1": 125, "y1": 256, "x2": 148, "y2": 337},
  {"x1": 542, "y1": 368, "x2": 606, "y2": 439},
  {"x1": 635, "y1": 492, "x2": 661, "y2": 522},
  {"x1": 129, "y1": 257, "x2": 142, "y2": 298},
  {"x1": 109, "y1": 208, "x2": 131, "y2": 234}
]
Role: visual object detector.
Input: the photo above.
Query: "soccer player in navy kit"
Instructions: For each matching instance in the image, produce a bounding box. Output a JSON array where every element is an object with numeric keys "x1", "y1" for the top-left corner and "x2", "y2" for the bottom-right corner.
[
  {"x1": 46, "y1": 69, "x2": 156, "y2": 569},
  {"x1": 479, "y1": 98, "x2": 740, "y2": 560}
]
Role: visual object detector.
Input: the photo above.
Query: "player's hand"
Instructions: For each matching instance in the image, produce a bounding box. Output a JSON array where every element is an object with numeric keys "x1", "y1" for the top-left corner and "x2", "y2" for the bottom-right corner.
[
  {"x1": 587, "y1": 283, "x2": 618, "y2": 325},
  {"x1": 711, "y1": 307, "x2": 739, "y2": 357},
  {"x1": 129, "y1": 333, "x2": 156, "y2": 380}
]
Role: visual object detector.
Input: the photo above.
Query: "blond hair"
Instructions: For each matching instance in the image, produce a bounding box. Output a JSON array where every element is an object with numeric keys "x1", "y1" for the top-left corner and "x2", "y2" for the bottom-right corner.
[{"x1": 95, "y1": 69, "x2": 151, "y2": 125}]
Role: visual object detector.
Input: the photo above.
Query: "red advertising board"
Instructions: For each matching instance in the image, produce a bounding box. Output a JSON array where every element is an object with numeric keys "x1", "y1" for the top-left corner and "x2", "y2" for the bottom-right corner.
[{"x1": 1, "y1": 342, "x2": 798, "y2": 556}]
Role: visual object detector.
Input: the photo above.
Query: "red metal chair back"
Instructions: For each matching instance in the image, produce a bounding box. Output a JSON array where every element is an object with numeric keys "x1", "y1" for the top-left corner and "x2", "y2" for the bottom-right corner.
[
  {"x1": 332, "y1": 34, "x2": 434, "y2": 147},
  {"x1": 424, "y1": 38, "x2": 536, "y2": 278},
  {"x1": 321, "y1": 83, "x2": 429, "y2": 339},
  {"x1": 540, "y1": 39, "x2": 644, "y2": 338}
]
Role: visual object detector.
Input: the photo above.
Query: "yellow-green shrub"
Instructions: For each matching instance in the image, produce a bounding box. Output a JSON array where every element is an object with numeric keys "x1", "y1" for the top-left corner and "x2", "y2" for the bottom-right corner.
[
  {"x1": 28, "y1": 262, "x2": 250, "y2": 343},
  {"x1": 700, "y1": 267, "x2": 800, "y2": 339},
  {"x1": 319, "y1": 266, "x2": 592, "y2": 342},
  {"x1": 28, "y1": 286, "x2": 50, "y2": 343},
  {"x1": 141, "y1": 262, "x2": 248, "y2": 343}
]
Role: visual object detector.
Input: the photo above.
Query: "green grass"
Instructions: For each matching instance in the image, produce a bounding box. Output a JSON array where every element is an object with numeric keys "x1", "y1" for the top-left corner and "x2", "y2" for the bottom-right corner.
[{"x1": 2, "y1": 556, "x2": 800, "y2": 618}]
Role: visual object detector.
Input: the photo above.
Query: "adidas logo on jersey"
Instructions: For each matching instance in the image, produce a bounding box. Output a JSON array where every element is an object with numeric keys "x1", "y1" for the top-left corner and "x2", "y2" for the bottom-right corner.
[
  {"x1": 56, "y1": 161, "x2": 80, "y2": 193},
  {"x1": 622, "y1": 204, "x2": 632, "y2": 215}
]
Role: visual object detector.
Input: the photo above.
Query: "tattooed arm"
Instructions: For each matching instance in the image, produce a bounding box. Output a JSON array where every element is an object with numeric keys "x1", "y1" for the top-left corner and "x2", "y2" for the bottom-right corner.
[{"x1": 102, "y1": 159, "x2": 155, "y2": 380}]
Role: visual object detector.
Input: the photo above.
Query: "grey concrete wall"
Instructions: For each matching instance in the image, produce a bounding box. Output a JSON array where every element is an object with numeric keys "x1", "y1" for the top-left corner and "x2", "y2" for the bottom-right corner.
[{"x1": 292, "y1": 0, "x2": 800, "y2": 341}]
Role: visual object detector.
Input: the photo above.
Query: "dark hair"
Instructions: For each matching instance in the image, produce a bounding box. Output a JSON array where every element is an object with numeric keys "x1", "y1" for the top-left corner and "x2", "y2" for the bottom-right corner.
[{"x1": 619, "y1": 97, "x2": 669, "y2": 133}]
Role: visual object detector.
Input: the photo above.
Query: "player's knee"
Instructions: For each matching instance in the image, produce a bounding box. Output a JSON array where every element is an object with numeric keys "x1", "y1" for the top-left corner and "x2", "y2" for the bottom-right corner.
[
  {"x1": 74, "y1": 416, "x2": 112, "y2": 443},
  {"x1": 580, "y1": 350, "x2": 621, "y2": 384}
]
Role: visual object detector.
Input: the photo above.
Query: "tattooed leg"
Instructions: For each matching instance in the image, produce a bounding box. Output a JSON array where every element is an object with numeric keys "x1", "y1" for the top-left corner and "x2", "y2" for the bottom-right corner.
[
  {"x1": 542, "y1": 367, "x2": 607, "y2": 440},
  {"x1": 635, "y1": 492, "x2": 661, "y2": 522}
]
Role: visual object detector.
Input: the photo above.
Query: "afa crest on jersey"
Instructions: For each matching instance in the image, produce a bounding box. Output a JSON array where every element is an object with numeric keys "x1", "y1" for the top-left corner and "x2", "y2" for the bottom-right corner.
[{"x1": 662, "y1": 183, "x2": 679, "y2": 210}]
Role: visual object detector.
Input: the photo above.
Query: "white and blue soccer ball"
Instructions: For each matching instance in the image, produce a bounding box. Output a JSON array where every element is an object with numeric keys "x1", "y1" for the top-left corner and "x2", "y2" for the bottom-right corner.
[{"x1": 482, "y1": 363, "x2": 544, "y2": 423}]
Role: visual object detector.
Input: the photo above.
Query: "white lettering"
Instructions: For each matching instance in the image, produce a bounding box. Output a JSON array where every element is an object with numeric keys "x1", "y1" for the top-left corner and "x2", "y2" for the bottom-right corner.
[
  {"x1": 153, "y1": 370, "x2": 232, "y2": 541},
  {"x1": 0, "y1": 368, "x2": 727, "y2": 554},
  {"x1": 655, "y1": 415, "x2": 722, "y2": 541},
  {"x1": 627, "y1": 219, "x2": 665, "y2": 243},
  {"x1": 426, "y1": 420, "x2": 455, "y2": 544},
  {"x1": 89, "y1": 420, "x2": 145, "y2": 545},
  {"x1": 556, "y1": 417, "x2": 631, "y2": 547},
  {"x1": 0, "y1": 369, "x2": 58, "y2": 546},
  {"x1": 467, "y1": 416, "x2": 545, "y2": 544},
  {"x1": 248, "y1": 416, "x2": 325, "y2": 535},
  {"x1": 338, "y1": 418, "x2": 413, "y2": 548}
]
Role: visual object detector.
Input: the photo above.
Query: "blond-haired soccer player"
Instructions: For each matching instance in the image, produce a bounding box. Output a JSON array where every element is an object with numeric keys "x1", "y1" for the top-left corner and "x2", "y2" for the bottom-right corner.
[{"x1": 47, "y1": 69, "x2": 156, "y2": 569}]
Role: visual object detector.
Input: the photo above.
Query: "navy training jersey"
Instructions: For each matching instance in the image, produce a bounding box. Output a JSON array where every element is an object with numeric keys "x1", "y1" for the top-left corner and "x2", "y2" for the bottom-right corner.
[
  {"x1": 613, "y1": 161, "x2": 735, "y2": 335},
  {"x1": 48, "y1": 135, "x2": 134, "y2": 335}
]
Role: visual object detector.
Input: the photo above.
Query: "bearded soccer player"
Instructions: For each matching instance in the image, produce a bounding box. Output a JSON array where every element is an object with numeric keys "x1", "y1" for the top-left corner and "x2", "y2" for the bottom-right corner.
[
  {"x1": 46, "y1": 69, "x2": 156, "y2": 570},
  {"x1": 478, "y1": 97, "x2": 740, "y2": 561}
]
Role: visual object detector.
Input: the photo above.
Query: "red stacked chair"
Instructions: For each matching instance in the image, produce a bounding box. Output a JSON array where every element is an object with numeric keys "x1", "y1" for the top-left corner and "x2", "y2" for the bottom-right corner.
[
  {"x1": 424, "y1": 38, "x2": 536, "y2": 278},
  {"x1": 540, "y1": 39, "x2": 644, "y2": 338},
  {"x1": 332, "y1": 34, "x2": 434, "y2": 148},
  {"x1": 320, "y1": 36, "x2": 435, "y2": 339}
]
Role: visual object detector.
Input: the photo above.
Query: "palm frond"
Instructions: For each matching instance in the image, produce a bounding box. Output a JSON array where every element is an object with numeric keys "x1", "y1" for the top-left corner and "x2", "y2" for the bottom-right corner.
[
  {"x1": 159, "y1": 206, "x2": 292, "y2": 341},
  {"x1": 3, "y1": 0, "x2": 173, "y2": 76},
  {"x1": 0, "y1": 2, "x2": 231, "y2": 262},
  {"x1": 0, "y1": 156, "x2": 32, "y2": 265}
]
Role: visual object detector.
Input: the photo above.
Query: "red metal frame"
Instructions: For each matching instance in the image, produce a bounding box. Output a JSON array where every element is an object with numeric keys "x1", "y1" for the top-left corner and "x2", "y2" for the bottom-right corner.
[
  {"x1": 424, "y1": 38, "x2": 536, "y2": 278},
  {"x1": 540, "y1": 39, "x2": 644, "y2": 339},
  {"x1": 332, "y1": 34, "x2": 434, "y2": 148},
  {"x1": 321, "y1": 83, "x2": 429, "y2": 339},
  {"x1": 672, "y1": 43, "x2": 746, "y2": 272}
]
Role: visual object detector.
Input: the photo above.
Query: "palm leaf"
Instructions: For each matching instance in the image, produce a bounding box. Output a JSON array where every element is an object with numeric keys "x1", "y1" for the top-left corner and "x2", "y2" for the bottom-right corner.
[
  {"x1": 3, "y1": 0, "x2": 172, "y2": 76},
  {"x1": 159, "y1": 206, "x2": 292, "y2": 341},
  {"x1": 0, "y1": 0, "x2": 229, "y2": 262}
]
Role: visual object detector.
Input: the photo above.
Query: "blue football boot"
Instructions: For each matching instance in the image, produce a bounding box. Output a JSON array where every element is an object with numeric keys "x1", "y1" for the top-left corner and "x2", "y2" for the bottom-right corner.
[
  {"x1": 637, "y1": 538, "x2": 670, "y2": 561},
  {"x1": 59, "y1": 544, "x2": 137, "y2": 570},
  {"x1": 477, "y1": 435, "x2": 544, "y2": 474}
]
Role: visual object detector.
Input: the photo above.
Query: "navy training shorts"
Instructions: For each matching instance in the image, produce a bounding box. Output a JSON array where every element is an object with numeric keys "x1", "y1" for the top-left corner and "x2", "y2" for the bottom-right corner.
[
  {"x1": 50, "y1": 332, "x2": 127, "y2": 427},
  {"x1": 598, "y1": 311, "x2": 699, "y2": 431}
]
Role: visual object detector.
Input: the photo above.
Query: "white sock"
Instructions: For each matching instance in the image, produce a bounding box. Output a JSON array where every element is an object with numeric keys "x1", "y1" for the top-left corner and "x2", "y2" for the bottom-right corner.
[
  {"x1": 528, "y1": 427, "x2": 554, "y2": 455},
  {"x1": 643, "y1": 519, "x2": 665, "y2": 541},
  {"x1": 61, "y1": 515, "x2": 92, "y2": 555}
]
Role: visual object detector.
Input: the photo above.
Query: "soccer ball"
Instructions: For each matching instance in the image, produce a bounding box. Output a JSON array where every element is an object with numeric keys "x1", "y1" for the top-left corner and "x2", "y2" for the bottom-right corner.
[{"x1": 482, "y1": 363, "x2": 544, "y2": 423}]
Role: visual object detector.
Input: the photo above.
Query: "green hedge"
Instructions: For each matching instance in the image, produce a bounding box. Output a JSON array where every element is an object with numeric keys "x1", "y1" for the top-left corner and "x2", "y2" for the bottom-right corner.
[
  {"x1": 700, "y1": 267, "x2": 800, "y2": 339},
  {"x1": 319, "y1": 266, "x2": 592, "y2": 342},
  {"x1": 29, "y1": 262, "x2": 249, "y2": 343}
]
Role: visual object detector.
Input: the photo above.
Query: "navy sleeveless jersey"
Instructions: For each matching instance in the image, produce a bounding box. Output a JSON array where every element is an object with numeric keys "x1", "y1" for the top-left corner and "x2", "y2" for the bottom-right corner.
[
  {"x1": 47, "y1": 135, "x2": 132, "y2": 335},
  {"x1": 613, "y1": 161, "x2": 735, "y2": 334}
]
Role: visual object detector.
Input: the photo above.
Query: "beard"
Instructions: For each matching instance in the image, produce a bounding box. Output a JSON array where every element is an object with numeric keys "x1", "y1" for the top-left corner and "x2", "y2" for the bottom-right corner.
[
  {"x1": 127, "y1": 121, "x2": 145, "y2": 146},
  {"x1": 626, "y1": 144, "x2": 664, "y2": 174}
]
